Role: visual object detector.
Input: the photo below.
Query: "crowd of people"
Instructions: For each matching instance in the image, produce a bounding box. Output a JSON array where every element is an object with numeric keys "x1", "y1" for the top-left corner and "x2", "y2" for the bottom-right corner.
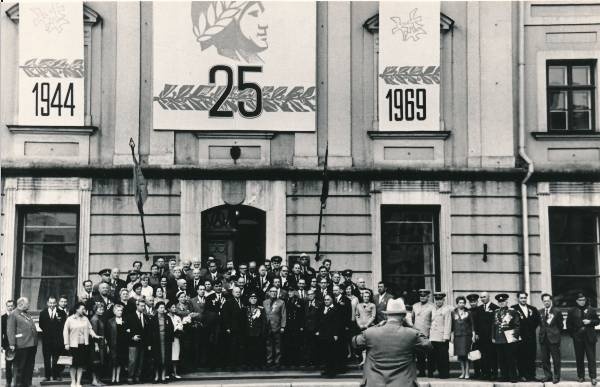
[{"x1": 1, "y1": 253, "x2": 600, "y2": 386}]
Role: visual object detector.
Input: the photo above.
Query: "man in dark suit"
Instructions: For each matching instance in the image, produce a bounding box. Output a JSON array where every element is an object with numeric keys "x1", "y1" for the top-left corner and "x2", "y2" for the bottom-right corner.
[
  {"x1": 539, "y1": 293, "x2": 563, "y2": 384},
  {"x1": 288, "y1": 263, "x2": 305, "y2": 290},
  {"x1": 109, "y1": 268, "x2": 127, "y2": 299},
  {"x1": 567, "y1": 292, "x2": 600, "y2": 385},
  {"x1": 474, "y1": 291, "x2": 499, "y2": 380},
  {"x1": 283, "y1": 289, "x2": 305, "y2": 365},
  {"x1": 93, "y1": 282, "x2": 115, "y2": 318},
  {"x1": 221, "y1": 286, "x2": 247, "y2": 368},
  {"x1": 303, "y1": 290, "x2": 321, "y2": 366},
  {"x1": 253, "y1": 265, "x2": 272, "y2": 301},
  {"x1": 373, "y1": 281, "x2": 393, "y2": 324},
  {"x1": 203, "y1": 261, "x2": 223, "y2": 284},
  {"x1": 333, "y1": 284, "x2": 352, "y2": 362},
  {"x1": 38, "y1": 297, "x2": 67, "y2": 381},
  {"x1": 316, "y1": 278, "x2": 331, "y2": 303},
  {"x1": 316, "y1": 294, "x2": 343, "y2": 377},
  {"x1": 187, "y1": 268, "x2": 204, "y2": 299},
  {"x1": 2, "y1": 300, "x2": 15, "y2": 387},
  {"x1": 7, "y1": 298, "x2": 38, "y2": 387},
  {"x1": 126, "y1": 299, "x2": 150, "y2": 383},
  {"x1": 511, "y1": 291, "x2": 540, "y2": 381},
  {"x1": 205, "y1": 281, "x2": 228, "y2": 368},
  {"x1": 190, "y1": 285, "x2": 208, "y2": 367}
]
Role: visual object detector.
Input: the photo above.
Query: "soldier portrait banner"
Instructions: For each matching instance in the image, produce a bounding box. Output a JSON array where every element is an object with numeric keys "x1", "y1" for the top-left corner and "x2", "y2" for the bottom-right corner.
[
  {"x1": 153, "y1": 1, "x2": 317, "y2": 131},
  {"x1": 379, "y1": 1, "x2": 440, "y2": 131},
  {"x1": 18, "y1": 1, "x2": 84, "y2": 126}
]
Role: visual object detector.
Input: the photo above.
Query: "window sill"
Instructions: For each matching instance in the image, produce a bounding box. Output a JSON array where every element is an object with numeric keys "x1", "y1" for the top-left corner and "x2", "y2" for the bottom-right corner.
[
  {"x1": 367, "y1": 131, "x2": 451, "y2": 140},
  {"x1": 531, "y1": 131, "x2": 600, "y2": 141},
  {"x1": 7, "y1": 124, "x2": 98, "y2": 135},
  {"x1": 194, "y1": 131, "x2": 277, "y2": 140}
]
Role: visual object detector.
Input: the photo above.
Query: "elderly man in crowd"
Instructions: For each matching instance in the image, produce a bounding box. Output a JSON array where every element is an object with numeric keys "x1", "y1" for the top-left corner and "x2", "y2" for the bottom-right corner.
[{"x1": 7, "y1": 297, "x2": 38, "y2": 387}]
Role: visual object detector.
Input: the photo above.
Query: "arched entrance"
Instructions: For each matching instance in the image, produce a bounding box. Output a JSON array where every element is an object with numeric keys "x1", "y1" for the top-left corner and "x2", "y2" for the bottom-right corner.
[{"x1": 201, "y1": 205, "x2": 266, "y2": 268}]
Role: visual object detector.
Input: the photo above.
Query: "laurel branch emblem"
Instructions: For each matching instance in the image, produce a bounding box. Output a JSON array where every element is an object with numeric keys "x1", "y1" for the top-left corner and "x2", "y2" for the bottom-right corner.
[
  {"x1": 379, "y1": 66, "x2": 440, "y2": 85},
  {"x1": 20, "y1": 58, "x2": 84, "y2": 78},
  {"x1": 192, "y1": 1, "x2": 246, "y2": 44}
]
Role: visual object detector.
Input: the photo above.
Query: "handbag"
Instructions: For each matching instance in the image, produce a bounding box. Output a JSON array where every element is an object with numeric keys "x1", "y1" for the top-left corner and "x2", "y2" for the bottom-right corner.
[
  {"x1": 57, "y1": 355, "x2": 72, "y2": 366},
  {"x1": 468, "y1": 347, "x2": 482, "y2": 361}
]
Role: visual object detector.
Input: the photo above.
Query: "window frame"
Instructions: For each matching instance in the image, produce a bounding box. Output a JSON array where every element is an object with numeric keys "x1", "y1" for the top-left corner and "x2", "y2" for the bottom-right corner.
[
  {"x1": 546, "y1": 59, "x2": 597, "y2": 132},
  {"x1": 380, "y1": 204, "x2": 441, "y2": 304},
  {"x1": 14, "y1": 205, "x2": 80, "y2": 314},
  {"x1": 549, "y1": 206, "x2": 600, "y2": 308}
]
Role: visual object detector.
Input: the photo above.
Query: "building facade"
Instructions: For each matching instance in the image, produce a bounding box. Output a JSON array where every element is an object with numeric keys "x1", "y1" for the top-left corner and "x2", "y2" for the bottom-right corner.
[{"x1": 2, "y1": 1, "x2": 600, "y2": 360}]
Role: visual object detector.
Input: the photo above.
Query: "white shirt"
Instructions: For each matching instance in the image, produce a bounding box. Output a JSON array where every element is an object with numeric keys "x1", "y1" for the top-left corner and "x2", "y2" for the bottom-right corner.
[{"x1": 519, "y1": 304, "x2": 529, "y2": 317}]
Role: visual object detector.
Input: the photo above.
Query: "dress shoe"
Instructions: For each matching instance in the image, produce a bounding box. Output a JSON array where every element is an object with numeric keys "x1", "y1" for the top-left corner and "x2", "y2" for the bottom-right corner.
[
  {"x1": 553, "y1": 378, "x2": 560, "y2": 384},
  {"x1": 592, "y1": 378, "x2": 597, "y2": 385},
  {"x1": 578, "y1": 378, "x2": 585, "y2": 383}
]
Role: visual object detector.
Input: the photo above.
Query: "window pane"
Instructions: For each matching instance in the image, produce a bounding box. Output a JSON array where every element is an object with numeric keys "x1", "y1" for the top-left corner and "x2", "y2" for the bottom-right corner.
[
  {"x1": 22, "y1": 244, "x2": 77, "y2": 277},
  {"x1": 550, "y1": 210, "x2": 596, "y2": 243},
  {"x1": 548, "y1": 66, "x2": 568, "y2": 85},
  {"x1": 552, "y1": 276, "x2": 597, "y2": 308},
  {"x1": 25, "y1": 212, "x2": 77, "y2": 227},
  {"x1": 573, "y1": 111, "x2": 592, "y2": 130},
  {"x1": 573, "y1": 91, "x2": 591, "y2": 110},
  {"x1": 572, "y1": 66, "x2": 591, "y2": 86},
  {"x1": 382, "y1": 223, "x2": 433, "y2": 243},
  {"x1": 549, "y1": 112, "x2": 567, "y2": 130},
  {"x1": 20, "y1": 278, "x2": 77, "y2": 312},
  {"x1": 550, "y1": 244, "x2": 597, "y2": 275},
  {"x1": 549, "y1": 91, "x2": 567, "y2": 110},
  {"x1": 24, "y1": 227, "x2": 77, "y2": 243},
  {"x1": 382, "y1": 244, "x2": 435, "y2": 275}
]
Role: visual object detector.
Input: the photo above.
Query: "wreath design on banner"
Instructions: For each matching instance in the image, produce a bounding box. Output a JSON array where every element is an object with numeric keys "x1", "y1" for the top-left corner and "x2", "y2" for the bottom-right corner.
[
  {"x1": 193, "y1": 2, "x2": 246, "y2": 43},
  {"x1": 20, "y1": 58, "x2": 84, "y2": 78},
  {"x1": 379, "y1": 66, "x2": 440, "y2": 85},
  {"x1": 154, "y1": 84, "x2": 316, "y2": 112}
]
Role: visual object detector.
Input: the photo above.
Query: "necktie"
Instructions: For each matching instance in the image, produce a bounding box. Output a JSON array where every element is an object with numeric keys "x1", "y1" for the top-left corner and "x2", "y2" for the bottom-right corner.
[
  {"x1": 50, "y1": 310, "x2": 54, "y2": 319},
  {"x1": 237, "y1": 299, "x2": 241, "y2": 308},
  {"x1": 139, "y1": 313, "x2": 144, "y2": 328}
]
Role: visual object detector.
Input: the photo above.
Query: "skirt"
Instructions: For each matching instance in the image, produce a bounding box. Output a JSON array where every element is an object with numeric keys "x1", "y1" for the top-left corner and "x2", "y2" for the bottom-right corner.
[
  {"x1": 453, "y1": 335, "x2": 473, "y2": 357},
  {"x1": 171, "y1": 338, "x2": 180, "y2": 361},
  {"x1": 71, "y1": 345, "x2": 90, "y2": 368}
]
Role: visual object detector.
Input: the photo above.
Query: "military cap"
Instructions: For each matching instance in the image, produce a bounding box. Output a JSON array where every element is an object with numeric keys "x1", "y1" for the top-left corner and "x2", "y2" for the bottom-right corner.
[
  {"x1": 128, "y1": 269, "x2": 140, "y2": 275},
  {"x1": 433, "y1": 292, "x2": 446, "y2": 300},
  {"x1": 271, "y1": 256, "x2": 283, "y2": 263},
  {"x1": 300, "y1": 253, "x2": 309, "y2": 258},
  {"x1": 342, "y1": 269, "x2": 353, "y2": 277},
  {"x1": 466, "y1": 293, "x2": 479, "y2": 302},
  {"x1": 495, "y1": 293, "x2": 509, "y2": 302},
  {"x1": 418, "y1": 289, "x2": 431, "y2": 296},
  {"x1": 98, "y1": 268, "x2": 111, "y2": 276},
  {"x1": 207, "y1": 256, "x2": 215, "y2": 261},
  {"x1": 248, "y1": 292, "x2": 258, "y2": 298}
]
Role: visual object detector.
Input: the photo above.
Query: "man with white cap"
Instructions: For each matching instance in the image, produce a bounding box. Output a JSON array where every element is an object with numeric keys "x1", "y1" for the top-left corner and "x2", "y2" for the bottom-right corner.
[{"x1": 352, "y1": 297, "x2": 432, "y2": 386}]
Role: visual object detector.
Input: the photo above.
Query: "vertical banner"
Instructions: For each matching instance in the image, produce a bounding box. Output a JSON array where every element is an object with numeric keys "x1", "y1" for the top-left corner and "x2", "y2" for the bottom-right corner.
[
  {"x1": 18, "y1": 1, "x2": 84, "y2": 126},
  {"x1": 379, "y1": 2, "x2": 440, "y2": 131},
  {"x1": 153, "y1": 1, "x2": 316, "y2": 131}
]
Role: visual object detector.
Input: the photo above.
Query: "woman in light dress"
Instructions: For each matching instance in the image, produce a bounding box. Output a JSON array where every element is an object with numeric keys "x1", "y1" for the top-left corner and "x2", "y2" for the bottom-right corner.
[{"x1": 167, "y1": 301, "x2": 184, "y2": 379}]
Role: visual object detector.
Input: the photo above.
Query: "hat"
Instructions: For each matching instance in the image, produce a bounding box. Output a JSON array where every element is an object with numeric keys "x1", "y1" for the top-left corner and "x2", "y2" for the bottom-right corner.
[
  {"x1": 249, "y1": 292, "x2": 258, "y2": 298},
  {"x1": 271, "y1": 256, "x2": 282, "y2": 263},
  {"x1": 495, "y1": 293, "x2": 509, "y2": 302},
  {"x1": 300, "y1": 253, "x2": 309, "y2": 258},
  {"x1": 128, "y1": 269, "x2": 140, "y2": 275},
  {"x1": 383, "y1": 298, "x2": 408, "y2": 315},
  {"x1": 466, "y1": 293, "x2": 479, "y2": 302},
  {"x1": 418, "y1": 289, "x2": 431, "y2": 296},
  {"x1": 207, "y1": 256, "x2": 215, "y2": 261},
  {"x1": 342, "y1": 269, "x2": 353, "y2": 277},
  {"x1": 575, "y1": 292, "x2": 587, "y2": 299},
  {"x1": 433, "y1": 292, "x2": 446, "y2": 300},
  {"x1": 99, "y1": 268, "x2": 111, "y2": 276}
]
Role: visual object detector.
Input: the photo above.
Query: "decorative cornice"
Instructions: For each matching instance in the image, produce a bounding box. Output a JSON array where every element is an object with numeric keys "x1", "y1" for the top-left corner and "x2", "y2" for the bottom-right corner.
[
  {"x1": 6, "y1": 3, "x2": 102, "y2": 25},
  {"x1": 7, "y1": 124, "x2": 98, "y2": 135},
  {"x1": 363, "y1": 12, "x2": 455, "y2": 34},
  {"x1": 531, "y1": 131, "x2": 600, "y2": 140},
  {"x1": 194, "y1": 131, "x2": 277, "y2": 140},
  {"x1": 368, "y1": 130, "x2": 451, "y2": 140}
]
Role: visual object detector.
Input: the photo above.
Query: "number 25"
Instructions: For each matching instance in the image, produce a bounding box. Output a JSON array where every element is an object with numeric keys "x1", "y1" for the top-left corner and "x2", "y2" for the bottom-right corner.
[{"x1": 208, "y1": 65, "x2": 262, "y2": 118}]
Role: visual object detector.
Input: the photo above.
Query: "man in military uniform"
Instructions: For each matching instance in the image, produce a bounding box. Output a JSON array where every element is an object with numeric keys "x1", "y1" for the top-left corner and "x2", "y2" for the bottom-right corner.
[
  {"x1": 341, "y1": 269, "x2": 360, "y2": 298},
  {"x1": 412, "y1": 289, "x2": 435, "y2": 377},
  {"x1": 492, "y1": 293, "x2": 520, "y2": 383},
  {"x1": 268, "y1": 256, "x2": 283, "y2": 281},
  {"x1": 299, "y1": 253, "x2": 316, "y2": 278},
  {"x1": 429, "y1": 292, "x2": 451, "y2": 379},
  {"x1": 466, "y1": 293, "x2": 482, "y2": 379},
  {"x1": 475, "y1": 291, "x2": 499, "y2": 380}
]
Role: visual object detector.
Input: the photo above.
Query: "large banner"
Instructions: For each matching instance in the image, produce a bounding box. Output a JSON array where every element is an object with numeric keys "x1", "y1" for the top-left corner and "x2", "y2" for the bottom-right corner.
[
  {"x1": 18, "y1": 1, "x2": 84, "y2": 126},
  {"x1": 379, "y1": 2, "x2": 440, "y2": 131},
  {"x1": 153, "y1": 1, "x2": 316, "y2": 131}
]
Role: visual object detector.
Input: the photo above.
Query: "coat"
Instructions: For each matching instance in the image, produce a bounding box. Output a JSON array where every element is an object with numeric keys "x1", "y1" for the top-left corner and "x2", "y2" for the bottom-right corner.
[
  {"x1": 1, "y1": 313, "x2": 9, "y2": 350},
  {"x1": 567, "y1": 306, "x2": 600, "y2": 343},
  {"x1": 125, "y1": 312, "x2": 151, "y2": 347},
  {"x1": 411, "y1": 302, "x2": 434, "y2": 337},
  {"x1": 221, "y1": 298, "x2": 246, "y2": 333},
  {"x1": 285, "y1": 298, "x2": 305, "y2": 332},
  {"x1": 245, "y1": 305, "x2": 269, "y2": 337},
  {"x1": 316, "y1": 304, "x2": 343, "y2": 339},
  {"x1": 539, "y1": 306, "x2": 563, "y2": 345},
  {"x1": 189, "y1": 296, "x2": 207, "y2": 326},
  {"x1": 429, "y1": 305, "x2": 451, "y2": 342},
  {"x1": 304, "y1": 299, "x2": 321, "y2": 332},
  {"x1": 334, "y1": 295, "x2": 352, "y2": 328},
  {"x1": 492, "y1": 307, "x2": 520, "y2": 344},
  {"x1": 263, "y1": 298, "x2": 287, "y2": 332},
  {"x1": 38, "y1": 308, "x2": 67, "y2": 348},
  {"x1": 6, "y1": 309, "x2": 38, "y2": 349},
  {"x1": 374, "y1": 293, "x2": 393, "y2": 323},
  {"x1": 148, "y1": 314, "x2": 174, "y2": 363},
  {"x1": 352, "y1": 320, "x2": 433, "y2": 387},
  {"x1": 511, "y1": 303, "x2": 540, "y2": 341},
  {"x1": 475, "y1": 302, "x2": 499, "y2": 340}
]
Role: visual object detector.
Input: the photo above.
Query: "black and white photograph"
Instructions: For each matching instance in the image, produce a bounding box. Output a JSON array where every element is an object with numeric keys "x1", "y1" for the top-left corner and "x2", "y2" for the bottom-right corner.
[{"x1": 1, "y1": 1, "x2": 600, "y2": 386}]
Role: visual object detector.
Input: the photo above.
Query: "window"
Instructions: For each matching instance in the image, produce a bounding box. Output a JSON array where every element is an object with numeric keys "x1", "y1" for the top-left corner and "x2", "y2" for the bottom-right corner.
[
  {"x1": 550, "y1": 207, "x2": 600, "y2": 307},
  {"x1": 15, "y1": 207, "x2": 79, "y2": 313},
  {"x1": 381, "y1": 206, "x2": 440, "y2": 305},
  {"x1": 547, "y1": 60, "x2": 596, "y2": 131}
]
